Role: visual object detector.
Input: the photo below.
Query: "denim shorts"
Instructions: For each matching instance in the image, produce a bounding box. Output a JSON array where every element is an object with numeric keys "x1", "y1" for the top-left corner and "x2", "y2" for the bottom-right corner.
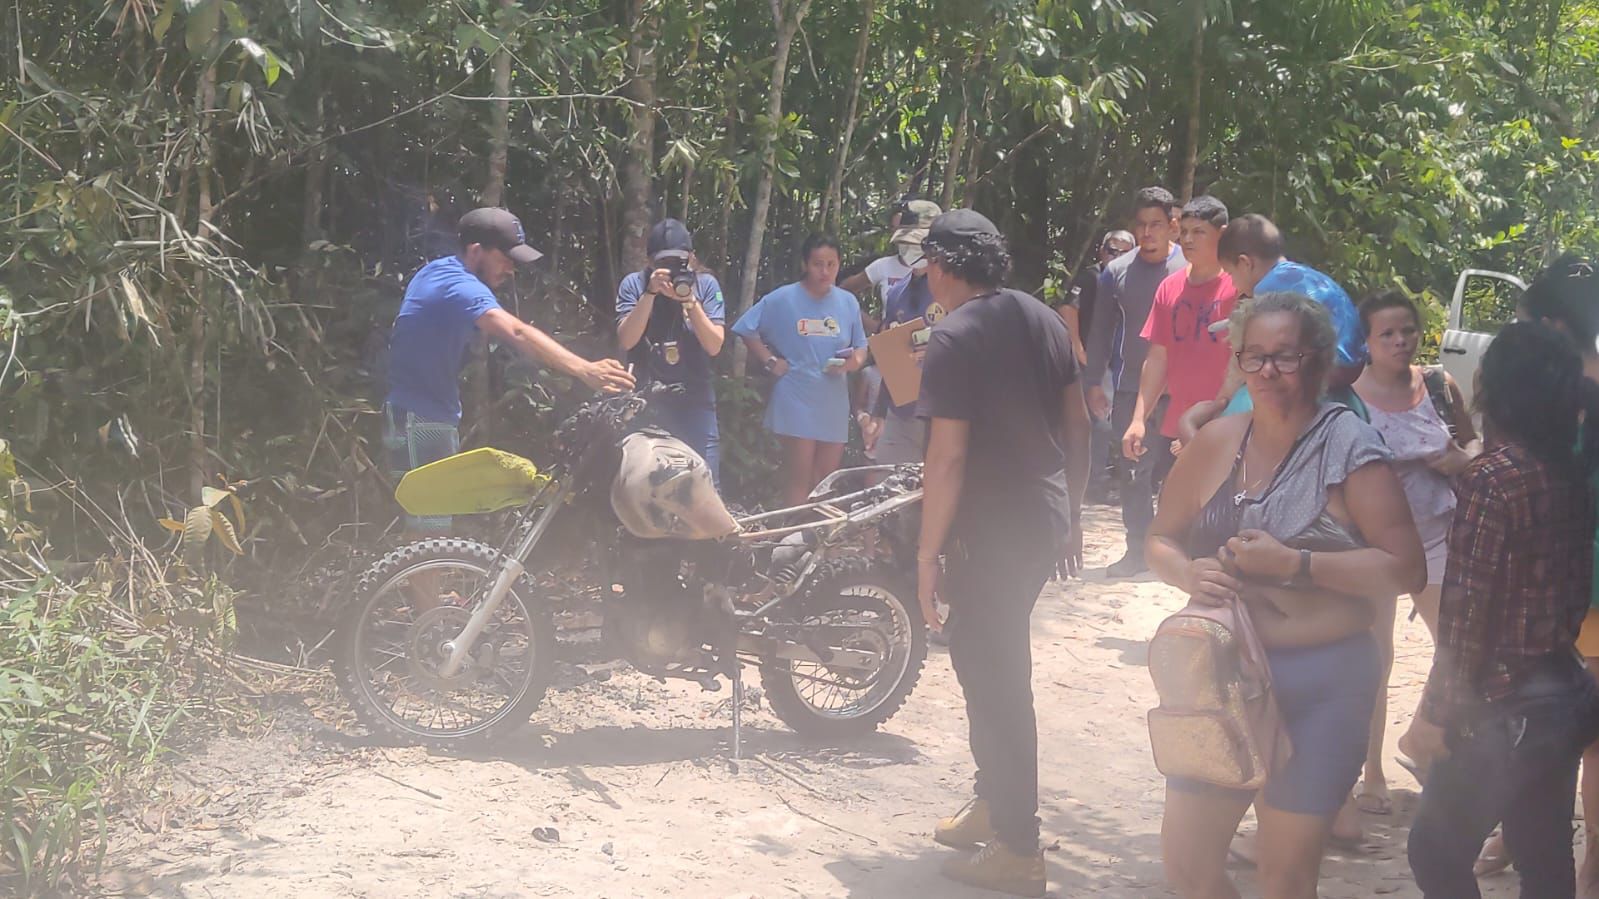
[
  {"x1": 383, "y1": 404, "x2": 460, "y2": 535},
  {"x1": 1169, "y1": 632, "x2": 1381, "y2": 816}
]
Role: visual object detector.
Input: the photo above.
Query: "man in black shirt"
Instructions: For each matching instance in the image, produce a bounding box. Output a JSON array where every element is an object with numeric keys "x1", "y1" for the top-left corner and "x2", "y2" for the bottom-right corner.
[
  {"x1": 1059, "y1": 229, "x2": 1134, "y2": 360},
  {"x1": 917, "y1": 210, "x2": 1092, "y2": 897}
]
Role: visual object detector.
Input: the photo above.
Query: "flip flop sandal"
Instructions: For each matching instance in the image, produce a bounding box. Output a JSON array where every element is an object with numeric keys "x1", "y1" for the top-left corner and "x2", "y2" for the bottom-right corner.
[
  {"x1": 1352, "y1": 784, "x2": 1393, "y2": 816},
  {"x1": 1474, "y1": 842, "x2": 1513, "y2": 878},
  {"x1": 1328, "y1": 833, "x2": 1366, "y2": 852},
  {"x1": 1226, "y1": 845, "x2": 1257, "y2": 869},
  {"x1": 1226, "y1": 831, "x2": 1259, "y2": 869},
  {"x1": 1395, "y1": 754, "x2": 1429, "y2": 788}
]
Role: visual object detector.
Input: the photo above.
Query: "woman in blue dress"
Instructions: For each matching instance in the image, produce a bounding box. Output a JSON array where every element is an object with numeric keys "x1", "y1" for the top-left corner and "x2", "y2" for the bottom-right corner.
[{"x1": 734, "y1": 234, "x2": 869, "y2": 505}]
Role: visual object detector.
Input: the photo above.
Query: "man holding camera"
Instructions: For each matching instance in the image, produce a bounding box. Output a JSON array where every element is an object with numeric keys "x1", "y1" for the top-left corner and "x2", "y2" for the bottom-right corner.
[{"x1": 616, "y1": 219, "x2": 727, "y2": 481}]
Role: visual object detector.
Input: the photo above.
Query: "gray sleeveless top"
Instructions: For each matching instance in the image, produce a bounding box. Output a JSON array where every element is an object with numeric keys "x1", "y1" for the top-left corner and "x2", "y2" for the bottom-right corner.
[{"x1": 1238, "y1": 403, "x2": 1393, "y2": 551}]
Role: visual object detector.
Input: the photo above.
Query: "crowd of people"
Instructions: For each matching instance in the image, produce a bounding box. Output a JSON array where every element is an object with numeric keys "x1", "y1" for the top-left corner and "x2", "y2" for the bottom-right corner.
[{"x1": 380, "y1": 190, "x2": 1599, "y2": 898}]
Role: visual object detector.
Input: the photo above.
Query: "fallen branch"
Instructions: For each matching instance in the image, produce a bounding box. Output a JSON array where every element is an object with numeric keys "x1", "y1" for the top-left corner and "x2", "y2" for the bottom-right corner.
[
  {"x1": 774, "y1": 792, "x2": 878, "y2": 846},
  {"x1": 371, "y1": 771, "x2": 442, "y2": 801},
  {"x1": 754, "y1": 755, "x2": 826, "y2": 799}
]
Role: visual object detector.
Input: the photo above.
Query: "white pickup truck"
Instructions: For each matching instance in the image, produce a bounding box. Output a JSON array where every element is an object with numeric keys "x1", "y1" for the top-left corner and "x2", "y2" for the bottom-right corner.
[{"x1": 1439, "y1": 268, "x2": 1528, "y2": 413}]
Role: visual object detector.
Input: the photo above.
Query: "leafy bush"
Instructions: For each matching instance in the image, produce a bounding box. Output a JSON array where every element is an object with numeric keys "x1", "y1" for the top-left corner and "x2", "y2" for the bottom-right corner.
[
  {"x1": 0, "y1": 576, "x2": 187, "y2": 895},
  {"x1": 715, "y1": 373, "x2": 780, "y2": 508}
]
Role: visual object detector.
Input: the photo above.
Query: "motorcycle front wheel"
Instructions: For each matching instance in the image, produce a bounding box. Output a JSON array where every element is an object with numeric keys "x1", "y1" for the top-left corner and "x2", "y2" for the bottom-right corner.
[
  {"x1": 761, "y1": 558, "x2": 927, "y2": 738},
  {"x1": 334, "y1": 538, "x2": 555, "y2": 749}
]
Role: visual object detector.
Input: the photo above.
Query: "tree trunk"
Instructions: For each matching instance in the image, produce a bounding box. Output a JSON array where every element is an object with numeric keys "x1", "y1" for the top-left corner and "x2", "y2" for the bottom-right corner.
[
  {"x1": 962, "y1": 133, "x2": 984, "y2": 209},
  {"x1": 942, "y1": 105, "x2": 968, "y2": 210},
  {"x1": 733, "y1": 0, "x2": 814, "y2": 374},
  {"x1": 716, "y1": 169, "x2": 736, "y2": 273},
  {"x1": 468, "y1": 0, "x2": 515, "y2": 437},
  {"x1": 189, "y1": 65, "x2": 218, "y2": 501},
  {"x1": 1065, "y1": 129, "x2": 1109, "y2": 279},
  {"x1": 676, "y1": 1, "x2": 705, "y2": 225},
  {"x1": 618, "y1": 0, "x2": 658, "y2": 273},
  {"x1": 822, "y1": 0, "x2": 875, "y2": 232},
  {"x1": 941, "y1": 46, "x2": 983, "y2": 210},
  {"x1": 551, "y1": 187, "x2": 567, "y2": 277},
  {"x1": 679, "y1": 160, "x2": 697, "y2": 223},
  {"x1": 481, "y1": 0, "x2": 514, "y2": 206},
  {"x1": 1178, "y1": 0, "x2": 1205, "y2": 202},
  {"x1": 300, "y1": 0, "x2": 326, "y2": 245},
  {"x1": 302, "y1": 92, "x2": 327, "y2": 244},
  {"x1": 712, "y1": 76, "x2": 740, "y2": 271}
]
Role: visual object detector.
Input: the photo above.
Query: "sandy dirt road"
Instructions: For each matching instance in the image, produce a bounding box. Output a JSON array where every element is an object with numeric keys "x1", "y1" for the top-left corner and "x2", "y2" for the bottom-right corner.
[{"x1": 99, "y1": 507, "x2": 1534, "y2": 898}]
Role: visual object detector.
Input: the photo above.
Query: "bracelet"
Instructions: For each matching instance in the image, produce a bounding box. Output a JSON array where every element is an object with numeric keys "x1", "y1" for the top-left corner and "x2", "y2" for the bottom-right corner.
[{"x1": 916, "y1": 555, "x2": 940, "y2": 563}]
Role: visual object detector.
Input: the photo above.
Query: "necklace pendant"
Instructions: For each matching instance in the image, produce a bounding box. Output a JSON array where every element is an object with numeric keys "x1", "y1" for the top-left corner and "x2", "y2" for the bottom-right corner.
[{"x1": 1233, "y1": 491, "x2": 1247, "y2": 507}]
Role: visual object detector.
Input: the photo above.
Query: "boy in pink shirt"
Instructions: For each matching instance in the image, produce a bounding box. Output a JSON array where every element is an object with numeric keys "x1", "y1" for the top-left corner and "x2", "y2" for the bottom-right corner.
[{"x1": 1123, "y1": 196, "x2": 1236, "y2": 465}]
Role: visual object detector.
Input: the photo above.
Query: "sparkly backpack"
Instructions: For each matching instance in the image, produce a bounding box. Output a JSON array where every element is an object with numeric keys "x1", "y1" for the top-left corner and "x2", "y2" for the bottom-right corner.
[{"x1": 1147, "y1": 598, "x2": 1291, "y2": 791}]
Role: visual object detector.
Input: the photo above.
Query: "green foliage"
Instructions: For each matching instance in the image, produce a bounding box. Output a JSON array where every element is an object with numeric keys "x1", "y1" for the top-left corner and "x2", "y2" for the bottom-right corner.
[
  {"x1": 0, "y1": 577, "x2": 187, "y2": 894},
  {"x1": 715, "y1": 373, "x2": 781, "y2": 508},
  {"x1": 1, "y1": 1, "x2": 1598, "y2": 884},
  {"x1": 0, "y1": 0, "x2": 1594, "y2": 625}
]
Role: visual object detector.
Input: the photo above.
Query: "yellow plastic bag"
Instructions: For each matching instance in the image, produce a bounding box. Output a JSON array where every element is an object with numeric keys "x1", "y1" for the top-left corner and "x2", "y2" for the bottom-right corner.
[{"x1": 395, "y1": 448, "x2": 550, "y2": 516}]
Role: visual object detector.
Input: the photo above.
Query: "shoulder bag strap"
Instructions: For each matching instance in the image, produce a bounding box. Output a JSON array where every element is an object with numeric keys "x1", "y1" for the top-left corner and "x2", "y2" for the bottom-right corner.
[{"x1": 1422, "y1": 365, "x2": 1459, "y2": 440}]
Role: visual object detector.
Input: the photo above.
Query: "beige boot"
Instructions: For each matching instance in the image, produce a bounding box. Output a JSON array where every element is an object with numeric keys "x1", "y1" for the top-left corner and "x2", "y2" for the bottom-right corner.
[
  {"x1": 939, "y1": 839, "x2": 1046, "y2": 897},
  {"x1": 933, "y1": 798, "x2": 995, "y2": 850}
]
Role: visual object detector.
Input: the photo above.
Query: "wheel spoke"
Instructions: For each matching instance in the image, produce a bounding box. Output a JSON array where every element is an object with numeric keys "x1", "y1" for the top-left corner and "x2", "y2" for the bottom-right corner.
[
  {"x1": 778, "y1": 582, "x2": 913, "y2": 722},
  {"x1": 350, "y1": 555, "x2": 543, "y2": 739}
]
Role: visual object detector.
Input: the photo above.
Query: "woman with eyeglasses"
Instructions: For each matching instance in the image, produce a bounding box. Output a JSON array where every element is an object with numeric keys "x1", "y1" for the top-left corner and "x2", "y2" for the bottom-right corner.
[{"x1": 1148, "y1": 292, "x2": 1426, "y2": 899}]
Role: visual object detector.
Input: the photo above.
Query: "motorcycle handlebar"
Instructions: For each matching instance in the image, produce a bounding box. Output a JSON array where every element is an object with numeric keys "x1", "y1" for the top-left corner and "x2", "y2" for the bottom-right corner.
[
  {"x1": 610, "y1": 380, "x2": 684, "y2": 421},
  {"x1": 556, "y1": 381, "x2": 687, "y2": 456}
]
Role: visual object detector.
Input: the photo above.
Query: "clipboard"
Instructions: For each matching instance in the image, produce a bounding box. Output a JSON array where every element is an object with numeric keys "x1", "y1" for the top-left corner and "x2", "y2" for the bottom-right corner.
[{"x1": 869, "y1": 319, "x2": 931, "y2": 407}]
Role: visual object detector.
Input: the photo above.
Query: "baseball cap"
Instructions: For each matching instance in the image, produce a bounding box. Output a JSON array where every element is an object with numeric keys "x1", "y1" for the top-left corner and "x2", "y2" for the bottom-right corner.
[
  {"x1": 647, "y1": 219, "x2": 694, "y2": 258},
  {"x1": 891, "y1": 200, "x2": 943, "y2": 247},
  {"x1": 1102, "y1": 230, "x2": 1135, "y2": 252},
  {"x1": 922, "y1": 208, "x2": 1001, "y2": 254},
  {"x1": 458, "y1": 207, "x2": 544, "y2": 266}
]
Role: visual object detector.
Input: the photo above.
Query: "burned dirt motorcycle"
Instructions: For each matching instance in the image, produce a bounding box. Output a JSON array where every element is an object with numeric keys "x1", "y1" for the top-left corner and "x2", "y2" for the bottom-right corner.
[{"x1": 334, "y1": 384, "x2": 927, "y2": 748}]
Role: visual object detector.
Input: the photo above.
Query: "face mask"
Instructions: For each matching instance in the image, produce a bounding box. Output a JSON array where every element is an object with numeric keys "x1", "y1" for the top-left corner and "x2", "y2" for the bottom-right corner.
[{"x1": 898, "y1": 246, "x2": 924, "y2": 269}]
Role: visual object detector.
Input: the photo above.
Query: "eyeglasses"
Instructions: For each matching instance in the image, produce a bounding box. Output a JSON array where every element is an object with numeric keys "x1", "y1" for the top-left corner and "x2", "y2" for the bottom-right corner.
[{"x1": 1236, "y1": 351, "x2": 1307, "y2": 374}]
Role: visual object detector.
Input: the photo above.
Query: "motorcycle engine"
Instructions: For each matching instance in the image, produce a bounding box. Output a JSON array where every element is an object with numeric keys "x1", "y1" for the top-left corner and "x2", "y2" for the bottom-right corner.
[
  {"x1": 605, "y1": 583, "x2": 703, "y2": 668},
  {"x1": 604, "y1": 539, "x2": 734, "y2": 671}
]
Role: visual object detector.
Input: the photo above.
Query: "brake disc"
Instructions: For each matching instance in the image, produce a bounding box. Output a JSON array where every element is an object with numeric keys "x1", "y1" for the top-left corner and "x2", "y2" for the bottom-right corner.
[
  {"x1": 819, "y1": 610, "x2": 891, "y2": 689},
  {"x1": 405, "y1": 605, "x2": 485, "y2": 691}
]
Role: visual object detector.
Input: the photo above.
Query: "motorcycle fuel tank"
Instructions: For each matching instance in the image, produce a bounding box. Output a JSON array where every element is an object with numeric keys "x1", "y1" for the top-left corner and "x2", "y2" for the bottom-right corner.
[{"x1": 610, "y1": 430, "x2": 739, "y2": 541}]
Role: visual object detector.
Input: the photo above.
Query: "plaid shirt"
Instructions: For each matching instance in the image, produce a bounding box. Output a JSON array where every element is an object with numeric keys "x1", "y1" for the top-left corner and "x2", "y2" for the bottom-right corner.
[{"x1": 1421, "y1": 442, "x2": 1596, "y2": 727}]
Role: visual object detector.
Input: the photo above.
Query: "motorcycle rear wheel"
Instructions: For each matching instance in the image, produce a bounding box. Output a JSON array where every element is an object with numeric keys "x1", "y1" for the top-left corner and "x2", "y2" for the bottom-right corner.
[
  {"x1": 761, "y1": 558, "x2": 927, "y2": 738},
  {"x1": 334, "y1": 539, "x2": 555, "y2": 749}
]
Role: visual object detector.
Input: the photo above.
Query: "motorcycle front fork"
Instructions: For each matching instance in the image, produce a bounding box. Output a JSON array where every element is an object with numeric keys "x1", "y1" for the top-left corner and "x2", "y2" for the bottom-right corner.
[{"x1": 438, "y1": 487, "x2": 566, "y2": 678}]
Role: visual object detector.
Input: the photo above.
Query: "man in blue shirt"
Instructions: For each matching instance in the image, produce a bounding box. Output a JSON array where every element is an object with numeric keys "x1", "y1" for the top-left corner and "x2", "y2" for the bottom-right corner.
[
  {"x1": 615, "y1": 220, "x2": 727, "y2": 481},
  {"x1": 386, "y1": 207, "x2": 634, "y2": 533}
]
